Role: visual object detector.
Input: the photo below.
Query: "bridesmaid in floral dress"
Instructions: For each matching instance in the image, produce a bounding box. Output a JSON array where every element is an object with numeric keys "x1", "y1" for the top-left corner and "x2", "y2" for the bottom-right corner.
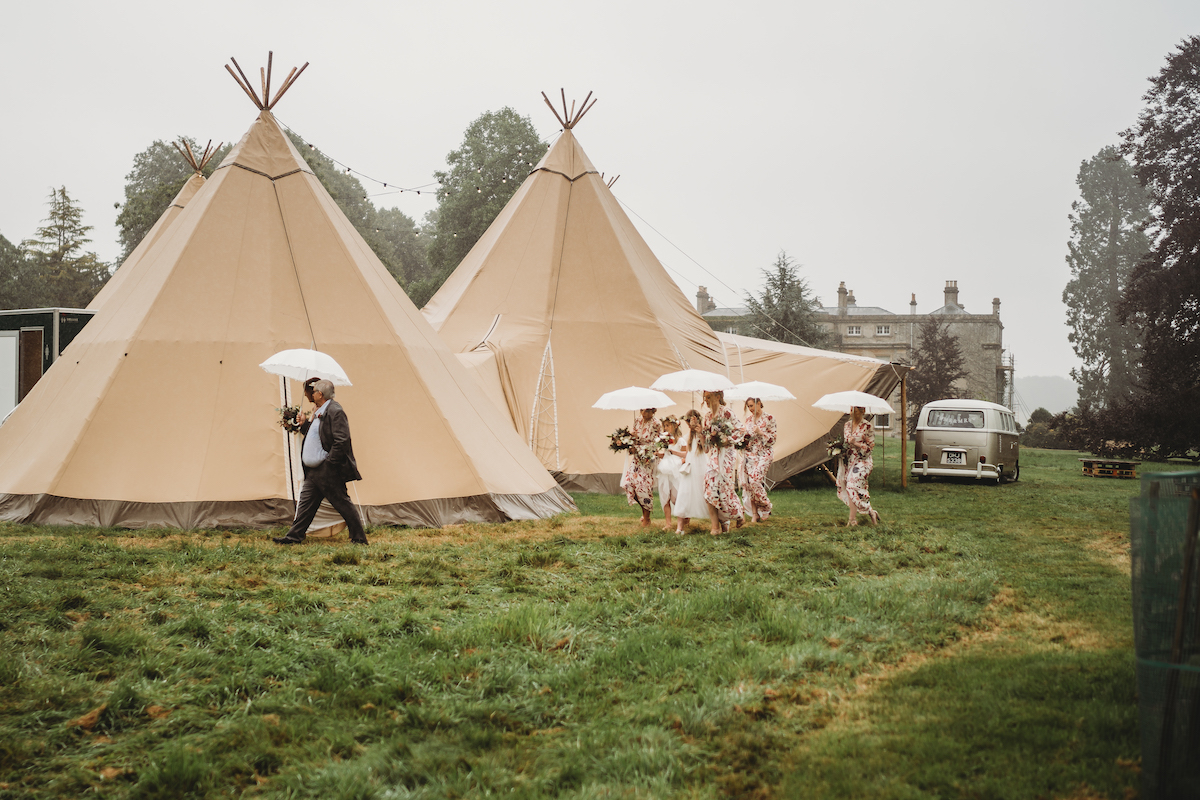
[
  {"x1": 837, "y1": 405, "x2": 880, "y2": 526},
  {"x1": 739, "y1": 398, "x2": 777, "y2": 522},
  {"x1": 621, "y1": 408, "x2": 663, "y2": 527},
  {"x1": 702, "y1": 390, "x2": 745, "y2": 535}
]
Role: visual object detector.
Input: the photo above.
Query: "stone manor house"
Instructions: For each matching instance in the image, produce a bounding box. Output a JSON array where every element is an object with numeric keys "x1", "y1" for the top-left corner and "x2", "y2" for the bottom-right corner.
[{"x1": 699, "y1": 280, "x2": 1011, "y2": 424}]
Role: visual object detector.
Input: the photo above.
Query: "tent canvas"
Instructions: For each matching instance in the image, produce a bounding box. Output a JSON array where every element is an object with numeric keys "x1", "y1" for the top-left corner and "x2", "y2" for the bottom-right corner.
[
  {"x1": 423, "y1": 98, "x2": 904, "y2": 491},
  {"x1": 0, "y1": 60, "x2": 574, "y2": 528}
]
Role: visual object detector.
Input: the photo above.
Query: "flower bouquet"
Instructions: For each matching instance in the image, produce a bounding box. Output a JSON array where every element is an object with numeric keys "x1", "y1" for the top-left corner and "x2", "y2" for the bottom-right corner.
[
  {"x1": 608, "y1": 426, "x2": 636, "y2": 452},
  {"x1": 638, "y1": 432, "x2": 670, "y2": 461},
  {"x1": 277, "y1": 405, "x2": 305, "y2": 434},
  {"x1": 826, "y1": 435, "x2": 846, "y2": 463},
  {"x1": 705, "y1": 416, "x2": 740, "y2": 450}
]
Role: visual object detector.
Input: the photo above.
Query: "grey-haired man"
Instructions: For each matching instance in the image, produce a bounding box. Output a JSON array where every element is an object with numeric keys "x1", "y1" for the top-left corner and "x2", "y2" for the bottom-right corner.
[{"x1": 273, "y1": 379, "x2": 368, "y2": 545}]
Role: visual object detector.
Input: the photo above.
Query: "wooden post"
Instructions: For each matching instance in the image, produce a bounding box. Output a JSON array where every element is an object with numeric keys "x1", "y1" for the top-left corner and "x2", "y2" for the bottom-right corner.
[{"x1": 900, "y1": 372, "x2": 908, "y2": 489}]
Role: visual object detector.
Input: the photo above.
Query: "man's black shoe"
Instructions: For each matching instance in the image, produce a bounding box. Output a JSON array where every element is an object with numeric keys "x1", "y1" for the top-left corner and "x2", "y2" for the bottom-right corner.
[
  {"x1": 350, "y1": 537, "x2": 369, "y2": 545},
  {"x1": 272, "y1": 536, "x2": 304, "y2": 545}
]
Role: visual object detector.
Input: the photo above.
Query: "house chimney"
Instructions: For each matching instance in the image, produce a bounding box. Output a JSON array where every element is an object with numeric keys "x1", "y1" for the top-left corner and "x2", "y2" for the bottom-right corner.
[
  {"x1": 910, "y1": 293, "x2": 917, "y2": 314},
  {"x1": 847, "y1": 289, "x2": 856, "y2": 307},
  {"x1": 696, "y1": 286, "x2": 714, "y2": 314},
  {"x1": 944, "y1": 280, "x2": 959, "y2": 308},
  {"x1": 837, "y1": 281, "x2": 847, "y2": 315},
  {"x1": 992, "y1": 297, "x2": 1001, "y2": 316}
]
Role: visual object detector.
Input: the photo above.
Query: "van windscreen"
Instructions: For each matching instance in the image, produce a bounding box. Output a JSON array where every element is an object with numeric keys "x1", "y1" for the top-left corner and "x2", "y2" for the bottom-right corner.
[{"x1": 927, "y1": 410, "x2": 985, "y2": 429}]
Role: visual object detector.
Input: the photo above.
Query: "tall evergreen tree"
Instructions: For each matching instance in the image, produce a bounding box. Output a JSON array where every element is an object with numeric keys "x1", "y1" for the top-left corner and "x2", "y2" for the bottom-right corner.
[
  {"x1": 1116, "y1": 34, "x2": 1200, "y2": 456},
  {"x1": 0, "y1": 234, "x2": 39, "y2": 309},
  {"x1": 417, "y1": 108, "x2": 545, "y2": 307},
  {"x1": 22, "y1": 187, "x2": 108, "y2": 308},
  {"x1": 1062, "y1": 146, "x2": 1151, "y2": 412},
  {"x1": 906, "y1": 316, "x2": 968, "y2": 430},
  {"x1": 741, "y1": 251, "x2": 832, "y2": 348}
]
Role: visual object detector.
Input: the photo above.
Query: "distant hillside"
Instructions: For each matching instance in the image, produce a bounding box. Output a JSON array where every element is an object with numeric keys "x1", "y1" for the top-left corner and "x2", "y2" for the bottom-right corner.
[{"x1": 1013, "y1": 375, "x2": 1077, "y2": 423}]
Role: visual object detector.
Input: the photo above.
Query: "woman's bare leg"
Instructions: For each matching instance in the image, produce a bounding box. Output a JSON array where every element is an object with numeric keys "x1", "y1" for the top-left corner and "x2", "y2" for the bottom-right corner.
[{"x1": 707, "y1": 502, "x2": 722, "y2": 535}]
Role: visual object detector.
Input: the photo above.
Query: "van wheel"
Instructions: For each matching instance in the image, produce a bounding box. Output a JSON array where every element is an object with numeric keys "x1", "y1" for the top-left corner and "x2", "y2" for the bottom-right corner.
[{"x1": 1011, "y1": 462, "x2": 1020, "y2": 482}]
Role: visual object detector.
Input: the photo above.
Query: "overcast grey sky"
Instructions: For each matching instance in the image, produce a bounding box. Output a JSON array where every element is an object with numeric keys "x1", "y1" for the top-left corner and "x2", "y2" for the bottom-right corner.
[{"x1": 3, "y1": 0, "x2": 1198, "y2": 379}]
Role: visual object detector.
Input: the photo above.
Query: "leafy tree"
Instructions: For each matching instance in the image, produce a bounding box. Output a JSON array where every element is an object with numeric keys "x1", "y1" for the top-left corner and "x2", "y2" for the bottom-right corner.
[
  {"x1": 1114, "y1": 35, "x2": 1200, "y2": 457},
  {"x1": 741, "y1": 251, "x2": 833, "y2": 348},
  {"x1": 1062, "y1": 146, "x2": 1151, "y2": 412},
  {"x1": 114, "y1": 138, "x2": 231, "y2": 263},
  {"x1": 1021, "y1": 407, "x2": 1072, "y2": 449},
  {"x1": 22, "y1": 187, "x2": 109, "y2": 308},
  {"x1": 418, "y1": 108, "x2": 545, "y2": 307},
  {"x1": 906, "y1": 316, "x2": 968, "y2": 430}
]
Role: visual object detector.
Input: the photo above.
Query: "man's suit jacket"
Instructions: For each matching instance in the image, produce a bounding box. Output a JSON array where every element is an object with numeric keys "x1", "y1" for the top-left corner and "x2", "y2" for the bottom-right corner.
[{"x1": 299, "y1": 399, "x2": 363, "y2": 483}]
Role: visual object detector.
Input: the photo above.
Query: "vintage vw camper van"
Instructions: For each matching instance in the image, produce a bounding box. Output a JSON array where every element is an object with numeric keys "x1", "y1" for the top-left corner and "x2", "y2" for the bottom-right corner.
[{"x1": 910, "y1": 399, "x2": 1020, "y2": 483}]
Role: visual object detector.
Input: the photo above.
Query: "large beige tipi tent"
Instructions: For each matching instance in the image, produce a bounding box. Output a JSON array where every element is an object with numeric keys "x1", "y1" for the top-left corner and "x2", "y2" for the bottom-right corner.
[
  {"x1": 0, "y1": 57, "x2": 574, "y2": 528},
  {"x1": 423, "y1": 94, "x2": 904, "y2": 491}
]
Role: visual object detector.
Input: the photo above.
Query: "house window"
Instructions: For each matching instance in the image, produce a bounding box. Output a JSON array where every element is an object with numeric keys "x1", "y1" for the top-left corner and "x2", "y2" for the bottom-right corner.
[
  {"x1": 846, "y1": 325, "x2": 862, "y2": 336},
  {"x1": 874, "y1": 414, "x2": 890, "y2": 429},
  {"x1": 876, "y1": 324, "x2": 891, "y2": 336}
]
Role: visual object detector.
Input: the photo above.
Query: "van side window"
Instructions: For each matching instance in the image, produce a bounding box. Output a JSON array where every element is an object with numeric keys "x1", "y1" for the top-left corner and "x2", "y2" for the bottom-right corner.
[{"x1": 928, "y1": 410, "x2": 986, "y2": 429}]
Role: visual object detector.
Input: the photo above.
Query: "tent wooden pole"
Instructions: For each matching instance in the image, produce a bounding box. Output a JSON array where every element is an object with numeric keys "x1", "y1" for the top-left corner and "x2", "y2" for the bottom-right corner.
[
  {"x1": 900, "y1": 372, "x2": 908, "y2": 489},
  {"x1": 574, "y1": 97, "x2": 598, "y2": 127},
  {"x1": 569, "y1": 99, "x2": 576, "y2": 123},
  {"x1": 229, "y1": 58, "x2": 262, "y2": 108},
  {"x1": 561, "y1": 89, "x2": 569, "y2": 126},
  {"x1": 270, "y1": 67, "x2": 298, "y2": 107},
  {"x1": 540, "y1": 92, "x2": 566, "y2": 129},
  {"x1": 269, "y1": 62, "x2": 308, "y2": 109},
  {"x1": 170, "y1": 141, "x2": 194, "y2": 171},
  {"x1": 265, "y1": 51, "x2": 273, "y2": 108},
  {"x1": 182, "y1": 140, "x2": 199, "y2": 172},
  {"x1": 225, "y1": 64, "x2": 263, "y2": 109},
  {"x1": 260, "y1": 67, "x2": 268, "y2": 108}
]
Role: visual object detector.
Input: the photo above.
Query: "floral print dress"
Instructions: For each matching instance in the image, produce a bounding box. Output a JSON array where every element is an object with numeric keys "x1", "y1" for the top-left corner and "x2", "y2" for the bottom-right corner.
[
  {"x1": 740, "y1": 413, "x2": 777, "y2": 518},
  {"x1": 837, "y1": 418, "x2": 875, "y2": 514},
  {"x1": 703, "y1": 405, "x2": 745, "y2": 521},
  {"x1": 622, "y1": 415, "x2": 663, "y2": 512}
]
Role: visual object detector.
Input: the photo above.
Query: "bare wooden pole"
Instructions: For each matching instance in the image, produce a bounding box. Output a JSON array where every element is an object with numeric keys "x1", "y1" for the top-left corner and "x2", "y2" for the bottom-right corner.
[
  {"x1": 265, "y1": 51, "x2": 273, "y2": 107},
  {"x1": 561, "y1": 89, "x2": 569, "y2": 126},
  {"x1": 182, "y1": 139, "x2": 199, "y2": 172},
  {"x1": 260, "y1": 67, "x2": 268, "y2": 108},
  {"x1": 170, "y1": 141, "x2": 194, "y2": 171},
  {"x1": 225, "y1": 63, "x2": 263, "y2": 108},
  {"x1": 573, "y1": 91, "x2": 594, "y2": 125},
  {"x1": 540, "y1": 91, "x2": 567, "y2": 129},
  {"x1": 269, "y1": 67, "x2": 298, "y2": 107},
  {"x1": 900, "y1": 372, "x2": 908, "y2": 489},
  {"x1": 229, "y1": 58, "x2": 262, "y2": 108},
  {"x1": 607, "y1": 175, "x2": 620, "y2": 188},
  {"x1": 573, "y1": 96, "x2": 598, "y2": 127},
  {"x1": 268, "y1": 62, "x2": 308, "y2": 109},
  {"x1": 569, "y1": 99, "x2": 576, "y2": 123}
]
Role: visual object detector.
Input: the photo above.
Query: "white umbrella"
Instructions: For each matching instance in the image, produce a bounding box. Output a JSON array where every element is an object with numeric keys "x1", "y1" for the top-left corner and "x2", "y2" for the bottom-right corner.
[
  {"x1": 726, "y1": 381, "x2": 796, "y2": 402},
  {"x1": 259, "y1": 349, "x2": 353, "y2": 386},
  {"x1": 592, "y1": 386, "x2": 676, "y2": 411},
  {"x1": 812, "y1": 390, "x2": 894, "y2": 415},
  {"x1": 650, "y1": 369, "x2": 736, "y2": 393}
]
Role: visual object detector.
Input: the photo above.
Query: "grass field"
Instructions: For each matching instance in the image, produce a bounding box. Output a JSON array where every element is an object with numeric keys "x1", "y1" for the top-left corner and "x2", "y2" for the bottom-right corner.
[{"x1": 0, "y1": 446, "x2": 1194, "y2": 799}]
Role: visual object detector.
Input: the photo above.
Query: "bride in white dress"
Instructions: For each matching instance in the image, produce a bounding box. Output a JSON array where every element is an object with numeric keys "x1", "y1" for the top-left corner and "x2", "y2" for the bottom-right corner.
[
  {"x1": 674, "y1": 409, "x2": 709, "y2": 534},
  {"x1": 656, "y1": 416, "x2": 685, "y2": 526}
]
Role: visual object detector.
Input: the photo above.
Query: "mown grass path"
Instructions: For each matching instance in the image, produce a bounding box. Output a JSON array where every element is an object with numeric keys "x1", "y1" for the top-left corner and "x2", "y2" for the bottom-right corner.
[{"x1": 0, "y1": 448, "x2": 1189, "y2": 798}]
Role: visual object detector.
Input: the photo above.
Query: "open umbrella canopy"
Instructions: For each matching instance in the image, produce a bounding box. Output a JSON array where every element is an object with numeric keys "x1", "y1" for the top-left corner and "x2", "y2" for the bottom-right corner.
[
  {"x1": 260, "y1": 349, "x2": 352, "y2": 386},
  {"x1": 812, "y1": 390, "x2": 895, "y2": 415},
  {"x1": 726, "y1": 381, "x2": 796, "y2": 402},
  {"x1": 592, "y1": 386, "x2": 676, "y2": 411},
  {"x1": 650, "y1": 369, "x2": 736, "y2": 393}
]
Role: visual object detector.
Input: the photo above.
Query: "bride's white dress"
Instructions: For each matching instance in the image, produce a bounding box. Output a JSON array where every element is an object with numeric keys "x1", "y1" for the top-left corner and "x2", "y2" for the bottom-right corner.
[{"x1": 674, "y1": 441, "x2": 709, "y2": 519}]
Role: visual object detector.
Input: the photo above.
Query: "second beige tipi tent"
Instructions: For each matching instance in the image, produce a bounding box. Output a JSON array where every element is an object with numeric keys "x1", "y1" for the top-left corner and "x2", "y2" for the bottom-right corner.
[
  {"x1": 0, "y1": 56, "x2": 574, "y2": 528},
  {"x1": 423, "y1": 93, "x2": 903, "y2": 491}
]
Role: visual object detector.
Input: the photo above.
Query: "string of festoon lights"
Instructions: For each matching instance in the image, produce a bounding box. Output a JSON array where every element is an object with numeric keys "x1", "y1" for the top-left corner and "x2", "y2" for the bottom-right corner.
[{"x1": 275, "y1": 117, "x2": 560, "y2": 239}]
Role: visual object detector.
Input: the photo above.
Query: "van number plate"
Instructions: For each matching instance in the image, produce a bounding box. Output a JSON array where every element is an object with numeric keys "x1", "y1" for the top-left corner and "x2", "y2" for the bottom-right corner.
[{"x1": 944, "y1": 451, "x2": 965, "y2": 465}]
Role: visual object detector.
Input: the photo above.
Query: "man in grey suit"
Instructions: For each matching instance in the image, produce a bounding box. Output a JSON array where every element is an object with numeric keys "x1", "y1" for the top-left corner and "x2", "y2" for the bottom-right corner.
[{"x1": 273, "y1": 379, "x2": 368, "y2": 545}]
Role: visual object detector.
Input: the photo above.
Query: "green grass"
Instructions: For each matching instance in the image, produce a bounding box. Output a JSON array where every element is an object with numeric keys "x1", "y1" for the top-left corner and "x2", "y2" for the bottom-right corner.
[{"x1": 0, "y1": 447, "x2": 1190, "y2": 798}]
